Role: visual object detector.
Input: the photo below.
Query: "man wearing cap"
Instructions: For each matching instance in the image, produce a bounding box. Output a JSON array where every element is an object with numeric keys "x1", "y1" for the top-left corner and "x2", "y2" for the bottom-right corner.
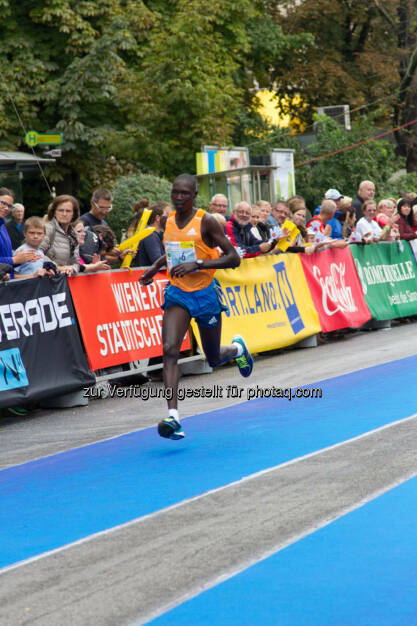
[
  {"x1": 324, "y1": 188, "x2": 345, "y2": 239},
  {"x1": 307, "y1": 199, "x2": 336, "y2": 240},
  {"x1": 351, "y1": 180, "x2": 375, "y2": 219}
]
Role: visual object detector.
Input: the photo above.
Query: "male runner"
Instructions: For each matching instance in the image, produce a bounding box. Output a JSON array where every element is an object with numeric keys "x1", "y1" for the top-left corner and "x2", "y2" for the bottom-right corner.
[{"x1": 139, "y1": 174, "x2": 253, "y2": 440}]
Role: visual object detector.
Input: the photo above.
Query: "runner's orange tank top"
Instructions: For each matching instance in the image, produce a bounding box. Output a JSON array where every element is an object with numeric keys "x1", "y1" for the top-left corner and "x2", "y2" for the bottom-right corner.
[{"x1": 163, "y1": 208, "x2": 219, "y2": 292}]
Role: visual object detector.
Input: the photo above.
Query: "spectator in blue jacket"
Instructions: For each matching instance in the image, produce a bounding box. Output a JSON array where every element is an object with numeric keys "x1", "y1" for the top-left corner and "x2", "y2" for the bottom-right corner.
[
  {"x1": 0, "y1": 187, "x2": 40, "y2": 278},
  {"x1": 314, "y1": 189, "x2": 345, "y2": 239},
  {"x1": 266, "y1": 200, "x2": 290, "y2": 228}
]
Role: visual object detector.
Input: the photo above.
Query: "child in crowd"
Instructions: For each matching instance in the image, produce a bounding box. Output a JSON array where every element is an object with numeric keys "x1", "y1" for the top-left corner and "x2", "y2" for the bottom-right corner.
[{"x1": 14, "y1": 217, "x2": 53, "y2": 278}]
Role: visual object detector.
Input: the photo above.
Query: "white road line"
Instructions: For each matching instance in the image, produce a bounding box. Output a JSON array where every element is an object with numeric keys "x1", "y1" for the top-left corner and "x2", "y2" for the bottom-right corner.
[
  {"x1": 139, "y1": 466, "x2": 417, "y2": 625},
  {"x1": 1, "y1": 412, "x2": 416, "y2": 577}
]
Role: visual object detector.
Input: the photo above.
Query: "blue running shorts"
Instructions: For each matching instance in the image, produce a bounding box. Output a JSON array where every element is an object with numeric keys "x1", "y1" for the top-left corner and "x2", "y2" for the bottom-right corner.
[{"x1": 162, "y1": 280, "x2": 228, "y2": 328}]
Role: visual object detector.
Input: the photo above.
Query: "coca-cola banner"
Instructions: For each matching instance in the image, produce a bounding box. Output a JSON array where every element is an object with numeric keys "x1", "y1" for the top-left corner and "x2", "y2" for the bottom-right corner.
[{"x1": 300, "y1": 248, "x2": 371, "y2": 332}]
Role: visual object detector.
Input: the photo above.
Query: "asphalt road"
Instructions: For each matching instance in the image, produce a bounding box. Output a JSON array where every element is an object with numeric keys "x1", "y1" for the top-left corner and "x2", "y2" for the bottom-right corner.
[{"x1": 1, "y1": 322, "x2": 417, "y2": 625}]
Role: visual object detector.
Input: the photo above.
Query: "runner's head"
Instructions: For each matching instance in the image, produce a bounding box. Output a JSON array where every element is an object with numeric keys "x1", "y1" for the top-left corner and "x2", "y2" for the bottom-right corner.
[{"x1": 171, "y1": 174, "x2": 198, "y2": 212}]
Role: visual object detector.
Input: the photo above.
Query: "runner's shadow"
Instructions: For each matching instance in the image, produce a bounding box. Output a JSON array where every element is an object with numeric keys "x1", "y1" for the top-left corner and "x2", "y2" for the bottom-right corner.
[{"x1": 148, "y1": 443, "x2": 194, "y2": 458}]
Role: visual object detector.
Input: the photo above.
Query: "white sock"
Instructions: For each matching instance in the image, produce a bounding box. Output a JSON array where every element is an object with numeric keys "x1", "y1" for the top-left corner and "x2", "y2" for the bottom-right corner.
[
  {"x1": 232, "y1": 341, "x2": 244, "y2": 357},
  {"x1": 169, "y1": 408, "x2": 179, "y2": 421}
]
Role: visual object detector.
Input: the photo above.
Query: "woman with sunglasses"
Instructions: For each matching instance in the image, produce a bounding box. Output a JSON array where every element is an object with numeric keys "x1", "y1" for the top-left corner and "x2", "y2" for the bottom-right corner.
[{"x1": 40, "y1": 195, "x2": 80, "y2": 275}]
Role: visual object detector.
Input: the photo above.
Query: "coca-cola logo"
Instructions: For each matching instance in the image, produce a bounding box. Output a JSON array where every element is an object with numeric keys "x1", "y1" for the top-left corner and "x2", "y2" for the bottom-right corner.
[{"x1": 313, "y1": 262, "x2": 357, "y2": 315}]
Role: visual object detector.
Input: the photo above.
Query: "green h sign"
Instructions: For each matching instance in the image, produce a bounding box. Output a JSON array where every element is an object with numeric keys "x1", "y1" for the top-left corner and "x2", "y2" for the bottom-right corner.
[{"x1": 25, "y1": 130, "x2": 63, "y2": 148}]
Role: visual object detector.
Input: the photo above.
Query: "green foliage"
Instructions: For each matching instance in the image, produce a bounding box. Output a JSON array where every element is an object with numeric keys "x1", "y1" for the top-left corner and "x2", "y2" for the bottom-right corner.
[
  {"x1": 295, "y1": 115, "x2": 404, "y2": 209},
  {"x1": 0, "y1": 0, "x2": 154, "y2": 205},
  {"x1": 241, "y1": 13, "x2": 313, "y2": 96},
  {"x1": 107, "y1": 172, "x2": 172, "y2": 239},
  {"x1": 126, "y1": 0, "x2": 255, "y2": 177},
  {"x1": 271, "y1": 0, "x2": 399, "y2": 123},
  {"x1": 379, "y1": 171, "x2": 417, "y2": 199},
  {"x1": 2, "y1": 0, "x2": 417, "y2": 209},
  {"x1": 196, "y1": 194, "x2": 209, "y2": 211}
]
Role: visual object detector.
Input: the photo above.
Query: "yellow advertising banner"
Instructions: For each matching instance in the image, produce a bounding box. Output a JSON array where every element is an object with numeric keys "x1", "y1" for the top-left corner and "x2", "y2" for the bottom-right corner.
[{"x1": 191, "y1": 254, "x2": 321, "y2": 353}]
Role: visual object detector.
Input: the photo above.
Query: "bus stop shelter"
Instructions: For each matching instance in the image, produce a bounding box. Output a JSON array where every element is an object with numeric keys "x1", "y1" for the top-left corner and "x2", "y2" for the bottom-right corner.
[{"x1": 0, "y1": 151, "x2": 55, "y2": 201}]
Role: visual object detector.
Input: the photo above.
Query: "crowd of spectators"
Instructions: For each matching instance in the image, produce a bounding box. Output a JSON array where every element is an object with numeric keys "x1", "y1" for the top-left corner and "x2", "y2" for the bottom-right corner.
[
  {"x1": 1, "y1": 178, "x2": 417, "y2": 286},
  {"x1": 206, "y1": 180, "x2": 417, "y2": 258},
  {"x1": 0, "y1": 187, "x2": 139, "y2": 282},
  {"x1": 2, "y1": 178, "x2": 417, "y2": 416}
]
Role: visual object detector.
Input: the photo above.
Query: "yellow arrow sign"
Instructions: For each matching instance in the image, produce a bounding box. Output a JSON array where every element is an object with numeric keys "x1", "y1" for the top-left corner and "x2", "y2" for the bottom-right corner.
[{"x1": 25, "y1": 131, "x2": 63, "y2": 147}]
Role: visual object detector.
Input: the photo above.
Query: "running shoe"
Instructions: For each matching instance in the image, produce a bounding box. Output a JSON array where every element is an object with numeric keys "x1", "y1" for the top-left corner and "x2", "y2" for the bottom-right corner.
[
  {"x1": 157, "y1": 417, "x2": 185, "y2": 440},
  {"x1": 232, "y1": 334, "x2": 254, "y2": 378}
]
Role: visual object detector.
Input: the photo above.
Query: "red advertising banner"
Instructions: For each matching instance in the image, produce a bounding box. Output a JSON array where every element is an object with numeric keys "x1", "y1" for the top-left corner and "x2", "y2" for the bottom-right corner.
[
  {"x1": 300, "y1": 248, "x2": 371, "y2": 332},
  {"x1": 68, "y1": 269, "x2": 190, "y2": 370}
]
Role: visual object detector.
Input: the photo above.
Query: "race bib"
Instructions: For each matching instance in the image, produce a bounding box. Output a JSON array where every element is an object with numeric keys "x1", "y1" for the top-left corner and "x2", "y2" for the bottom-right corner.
[{"x1": 165, "y1": 241, "x2": 197, "y2": 271}]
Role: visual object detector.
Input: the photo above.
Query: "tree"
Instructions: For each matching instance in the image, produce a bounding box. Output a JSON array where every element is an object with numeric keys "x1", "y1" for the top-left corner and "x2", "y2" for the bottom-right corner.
[
  {"x1": 125, "y1": 0, "x2": 256, "y2": 177},
  {"x1": 269, "y1": 0, "x2": 398, "y2": 123},
  {"x1": 2, "y1": 0, "x2": 416, "y2": 202},
  {"x1": 392, "y1": 1, "x2": 417, "y2": 171},
  {"x1": 294, "y1": 115, "x2": 404, "y2": 208},
  {"x1": 268, "y1": 0, "x2": 417, "y2": 172},
  {"x1": 0, "y1": 0, "x2": 154, "y2": 210}
]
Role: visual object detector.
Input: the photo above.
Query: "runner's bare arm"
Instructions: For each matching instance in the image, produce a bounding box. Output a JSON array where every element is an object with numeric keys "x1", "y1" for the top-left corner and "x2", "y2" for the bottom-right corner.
[{"x1": 139, "y1": 254, "x2": 167, "y2": 285}]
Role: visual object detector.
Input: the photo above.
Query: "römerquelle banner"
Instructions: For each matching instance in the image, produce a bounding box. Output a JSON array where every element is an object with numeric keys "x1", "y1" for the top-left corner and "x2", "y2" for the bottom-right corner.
[
  {"x1": 350, "y1": 241, "x2": 417, "y2": 319},
  {"x1": 0, "y1": 275, "x2": 94, "y2": 408}
]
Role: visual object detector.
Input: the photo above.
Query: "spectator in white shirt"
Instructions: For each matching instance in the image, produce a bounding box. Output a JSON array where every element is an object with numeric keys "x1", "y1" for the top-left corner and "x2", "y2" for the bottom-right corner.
[{"x1": 356, "y1": 200, "x2": 395, "y2": 242}]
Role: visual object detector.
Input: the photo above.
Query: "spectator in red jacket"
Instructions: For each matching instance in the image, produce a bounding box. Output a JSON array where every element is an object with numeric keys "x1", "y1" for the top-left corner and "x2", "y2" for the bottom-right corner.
[{"x1": 397, "y1": 198, "x2": 417, "y2": 241}]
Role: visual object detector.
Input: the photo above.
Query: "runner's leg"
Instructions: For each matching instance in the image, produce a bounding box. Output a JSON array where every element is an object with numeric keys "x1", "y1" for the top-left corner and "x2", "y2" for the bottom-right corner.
[
  {"x1": 198, "y1": 318, "x2": 237, "y2": 368},
  {"x1": 198, "y1": 319, "x2": 254, "y2": 378},
  {"x1": 162, "y1": 304, "x2": 191, "y2": 410}
]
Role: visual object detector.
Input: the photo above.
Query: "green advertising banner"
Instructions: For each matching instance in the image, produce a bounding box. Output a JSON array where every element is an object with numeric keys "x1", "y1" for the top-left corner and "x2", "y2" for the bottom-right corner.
[{"x1": 350, "y1": 242, "x2": 417, "y2": 320}]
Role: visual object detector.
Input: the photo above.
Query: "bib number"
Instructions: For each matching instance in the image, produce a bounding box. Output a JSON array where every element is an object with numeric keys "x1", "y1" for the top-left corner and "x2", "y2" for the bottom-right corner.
[{"x1": 165, "y1": 241, "x2": 197, "y2": 271}]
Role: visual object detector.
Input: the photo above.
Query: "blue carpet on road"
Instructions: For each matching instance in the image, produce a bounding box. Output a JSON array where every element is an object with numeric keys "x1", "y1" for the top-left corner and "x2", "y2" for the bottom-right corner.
[
  {"x1": 152, "y1": 474, "x2": 417, "y2": 626},
  {"x1": 0, "y1": 355, "x2": 416, "y2": 569}
]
